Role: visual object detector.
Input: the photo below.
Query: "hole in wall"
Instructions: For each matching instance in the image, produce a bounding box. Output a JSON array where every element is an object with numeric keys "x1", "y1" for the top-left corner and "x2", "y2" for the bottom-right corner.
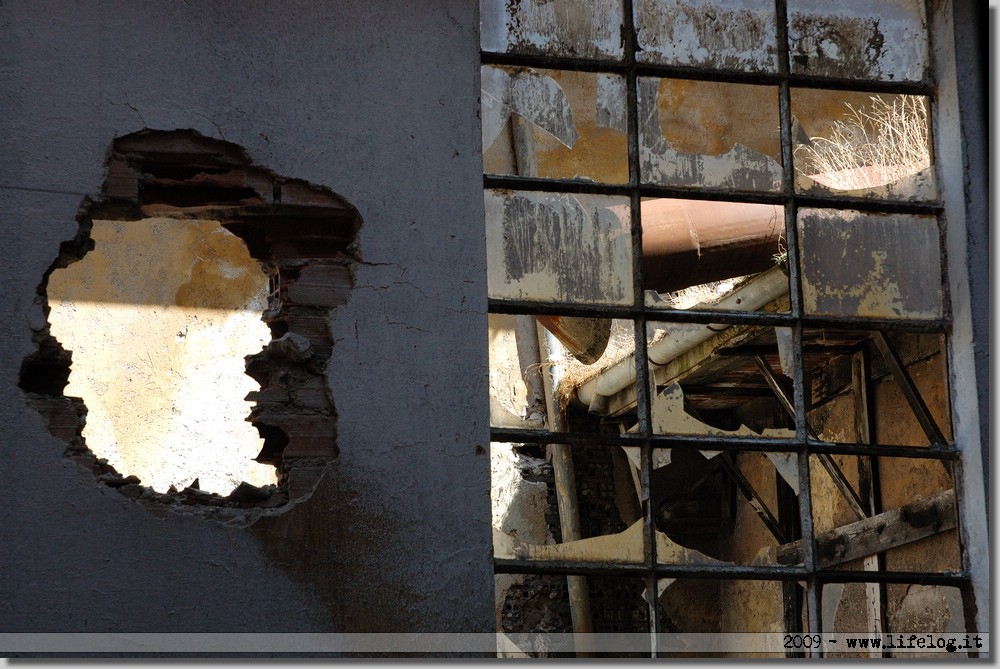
[
  {"x1": 19, "y1": 128, "x2": 363, "y2": 514},
  {"x1": 46, "y1": 218, "x2": 277, "y2": 495}
]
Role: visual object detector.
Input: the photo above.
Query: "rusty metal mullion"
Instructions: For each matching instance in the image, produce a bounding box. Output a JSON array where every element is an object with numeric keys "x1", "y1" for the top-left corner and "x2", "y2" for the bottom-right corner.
[
  {"x1": 816, "y1": 570, "x2": 970, "y2": 586},
  {"x1": 773, "y1": 0, "x2": 821, "y2": 650},
  {"x1": 622, "y1": 0, "x2": 658, "y2": 651},
  {"x1": 489, "y1": 427, "x2": 961, "y2": 460},
  {"x1": 481, "y1": 46, "x2": 935, "y2": 98},
  {"x1": 872, "y1": 331, "x2": 949, "y2": 446}
]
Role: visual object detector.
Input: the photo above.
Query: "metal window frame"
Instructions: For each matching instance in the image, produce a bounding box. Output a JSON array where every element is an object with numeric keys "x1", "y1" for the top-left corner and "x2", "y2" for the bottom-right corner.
[{"x1": 483, "y1": 0, "x2": 982, "y2": 657}]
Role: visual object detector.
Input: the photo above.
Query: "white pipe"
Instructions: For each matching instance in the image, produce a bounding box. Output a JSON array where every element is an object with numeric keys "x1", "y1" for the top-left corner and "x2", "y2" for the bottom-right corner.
[{"x1": 575, "y1": 266, "x2": 789, "y2": 414}]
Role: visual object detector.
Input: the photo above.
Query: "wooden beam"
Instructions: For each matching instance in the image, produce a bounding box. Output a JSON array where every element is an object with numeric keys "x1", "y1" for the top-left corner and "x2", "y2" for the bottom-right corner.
[{"x1": 776, "y1": 488, "x2": 956, "y2": 568}]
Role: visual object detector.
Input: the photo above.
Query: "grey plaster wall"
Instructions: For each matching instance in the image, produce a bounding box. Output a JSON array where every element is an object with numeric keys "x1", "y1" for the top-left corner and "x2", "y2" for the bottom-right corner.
[{"x1": 0, "y1": 0, "x2": 493, "y2": 637}]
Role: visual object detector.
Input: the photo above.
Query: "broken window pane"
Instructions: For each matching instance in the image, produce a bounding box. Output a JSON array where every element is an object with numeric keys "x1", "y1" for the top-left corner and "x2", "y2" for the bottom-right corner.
[
  {"x1": 489, "y1": 314, "x2": 549, "y2": 431},
  {"x1": 641, "y1": 198, "x2": 789, "y2": 308},
  {"x1": 805, "y1": 329, "x2": 952, "y2": 448},
  {"x1": 485, "y1": 189, "x2": 633, "y2": 305},
  {"x1": 788, "y1": 0, "x2": 929, "y2": 82},
  {"x1": 633, "y1": 0, "x2": 778, "y2": 72},
  {"x1": 650, "y1": 447, "x2": 800, "y2": 568},
  {"x1": 809, "y1": 454, "x2": 959, "y2": 573},
  {"x1": 797, "y1": 209, "x2": 943, "y2": 320},
  {"x1": 647, "y1": 321, "x2": 798, "y2": 438},
  {"x1": 882, "y1": 584, "x2": 970, "y2": 652},
  {"x1": 497, "y1": 574, "x2": 652, "y2": 655},
  {"x1": 792, "y1": 90, "x2": 936, "y2": 200},
  {"x1": 492, "y1": 441, "x2": 649, "y2": 564},
  {"x1": 822, "y1": 582, "x2": 970, "y2": 658},
  {"x1": 482, "y1": 66, "x2": 628, "y2": 183},
  {"x1": 480, "y1": 0, "x2": 624, "y2": 60},
  {"x1": 638, "y1": 78, "x2": 782, "y2": 191}
]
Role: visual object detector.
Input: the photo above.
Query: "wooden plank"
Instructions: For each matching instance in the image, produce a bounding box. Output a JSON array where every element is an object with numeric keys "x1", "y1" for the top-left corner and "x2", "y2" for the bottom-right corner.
[
  {"x1": 852, "y1": 349, "x2": 884, "y2": 656},
  {"x1": 776, "y1": 488, "x2": 956, "y2": 568}
]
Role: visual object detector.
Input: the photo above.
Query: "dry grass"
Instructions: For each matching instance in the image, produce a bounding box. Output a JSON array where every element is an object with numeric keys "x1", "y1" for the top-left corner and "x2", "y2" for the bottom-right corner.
[{"x1": 795, "y1": 95, "x2": 930, "y2": 191}]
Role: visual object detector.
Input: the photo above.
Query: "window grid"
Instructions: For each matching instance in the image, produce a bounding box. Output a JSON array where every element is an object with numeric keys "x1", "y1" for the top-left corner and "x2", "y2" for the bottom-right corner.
[{"x1": 484, "y1": 0, "x2": 973, "y2": 656}]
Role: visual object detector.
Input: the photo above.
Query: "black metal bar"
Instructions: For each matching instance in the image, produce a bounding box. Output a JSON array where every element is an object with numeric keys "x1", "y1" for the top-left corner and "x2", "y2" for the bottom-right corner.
[
  {"x1": 494, "y1": 561, "x2": 971, "y2": 585},
  {"x1": 487, "y1": 298, "x2": 948, "y2": 333},
  {"x1": 482, "y1": 174, "x2": 944, "y2": 216},
  {"x1": 873, "y1": 331, "x2": 949, "y2": 446},
  {"x1": 494, "y1": 558, "x2": 810, "y2": 580},
  {"x1": 815, "y1": 570, "x2": 970, "y2": 586},
  {"x1": 490, "y1": 427, "x2": 961, "y2": 459},
  {"x1": 718, "y1": 452, "x2": 787, "y2": 544},
  {"x1": 778, "y1": 469, "x2": 805, "y2": 656},
  {"x1": 480, "y1": 50, "x2": 935, "y2": 96}
]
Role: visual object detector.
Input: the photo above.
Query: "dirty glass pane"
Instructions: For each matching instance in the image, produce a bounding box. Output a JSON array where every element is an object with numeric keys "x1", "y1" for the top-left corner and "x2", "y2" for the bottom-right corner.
[
  {"x1": 805, "y1": 329, "x2": 952, "y2": 448},
  {"x1": 480, "y1": 0, "x2": 624, "y2": 60},
  {"x1": 651, "y1": 446, "x2": 799, "y2": 567},
  {"x1": 647, "y1": 321, "x2": 798, "y2": 438},
  {"x1": 485, "y1": 190, "x2": 633, "y2": 305},
  {"x1": 482, "y1": 66, "x2": 628, "y2": 184},
  {"x1": 638, "y1": 78, "x2": 782, "y2": 191},
  {"x1": 792, "y1": 90, "x2": 936, "y2": 201},
  {"x1": 641, "y1": 198, "x2": 789, "y2": 310},
  {"x1": 809, "y1": 454, "x2": 959, "y2": 573},
  {"x1": 788, "y1": 0, "x2": 929, "y2": 82},
  {"x1": 797, "y1": 209, "x2": 943, "y2": 320},
  {"x1": 491, "y1": 441, "x2": 648, "y2": 565},
  {"x1": 658, "y1": 579, "x2": 793, "y2": 646},
  {"x1": 634, "y1": 0, "x2": 777, "y2": 72}
]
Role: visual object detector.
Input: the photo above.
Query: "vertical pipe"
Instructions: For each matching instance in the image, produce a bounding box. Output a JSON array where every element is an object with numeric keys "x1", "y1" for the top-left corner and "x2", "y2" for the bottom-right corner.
[
  {"x1": 536, "y1": 323, "x2": 595, "y2": 654},
  {"x1": 511, "y1": 103, "x2": 594, "y2": 653},
  {"x1": 852, "y1": 348, "x2": 886, "y2": 658}
]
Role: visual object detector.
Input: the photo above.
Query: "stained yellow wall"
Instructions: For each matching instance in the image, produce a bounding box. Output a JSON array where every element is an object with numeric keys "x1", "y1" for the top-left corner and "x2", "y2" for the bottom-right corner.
[{"x1": 47, "y1": 218, "x2": 276, "y2": 494}]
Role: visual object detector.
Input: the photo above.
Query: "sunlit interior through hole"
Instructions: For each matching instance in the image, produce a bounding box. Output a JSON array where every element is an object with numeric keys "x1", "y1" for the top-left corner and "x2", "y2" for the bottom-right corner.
[{"x1": 47, "y1": 218, "x2": 277, "y2": 494}]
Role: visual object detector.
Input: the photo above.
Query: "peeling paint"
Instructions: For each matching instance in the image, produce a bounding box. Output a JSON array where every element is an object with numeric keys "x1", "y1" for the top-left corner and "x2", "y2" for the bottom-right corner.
[
  {"x1": 481, "y1": 0, "x2": 624, "y2": 60},
  {"x1": 485, "y1": 190, "x2": 633, "y2": 305},
  {"x1": 798, "y1": 208, "x2": 942, "y2": 319},
  {"x1": 634, "y1": 0, "x2": 778, "y2": 72},
  {"x1": 638, "y1": 78, "x2": 782, "y2": 190},
  {"x1": 788, "y1": 0, "x2": 928, "y2": 82}
]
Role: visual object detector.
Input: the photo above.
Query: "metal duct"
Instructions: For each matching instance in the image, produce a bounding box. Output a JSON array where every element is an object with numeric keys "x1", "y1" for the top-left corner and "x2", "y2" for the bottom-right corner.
[{"x1": 641, "y1": 198, "x2": 784, "y2": 294}]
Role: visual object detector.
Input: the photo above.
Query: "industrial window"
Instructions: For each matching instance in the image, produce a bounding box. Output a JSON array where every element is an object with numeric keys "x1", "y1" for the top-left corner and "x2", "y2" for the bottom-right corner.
[{"x1": 483, "y1": 0, "x2": 985, "y2": 658}]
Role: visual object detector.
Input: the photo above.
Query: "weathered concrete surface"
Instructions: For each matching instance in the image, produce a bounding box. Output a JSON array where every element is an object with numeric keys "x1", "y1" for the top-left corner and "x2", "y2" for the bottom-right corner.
[{"x1": 0, "y1": 0, "x2": 491, "y2": 638}]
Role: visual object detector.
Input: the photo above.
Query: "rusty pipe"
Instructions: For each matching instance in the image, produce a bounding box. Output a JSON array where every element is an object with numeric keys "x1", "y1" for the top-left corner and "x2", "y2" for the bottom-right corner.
[{"x1": 641, "y1": 198, "x2": 784, "y2": 295}]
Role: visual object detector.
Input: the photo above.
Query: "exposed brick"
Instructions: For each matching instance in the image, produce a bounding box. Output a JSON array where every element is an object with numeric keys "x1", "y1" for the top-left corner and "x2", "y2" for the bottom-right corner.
[
  {"x1": 278, "y1": 179, "x2": 353, "y2": 210},
  {"x1": 285, "y1": 465, "x2": 326, "y2": 500},
  {"x1": 104, "y1": 157, "x2": 140, "y2": 201},
  {"x1": 284, "y1": 263, "x2": 353, "y2": 308}
]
